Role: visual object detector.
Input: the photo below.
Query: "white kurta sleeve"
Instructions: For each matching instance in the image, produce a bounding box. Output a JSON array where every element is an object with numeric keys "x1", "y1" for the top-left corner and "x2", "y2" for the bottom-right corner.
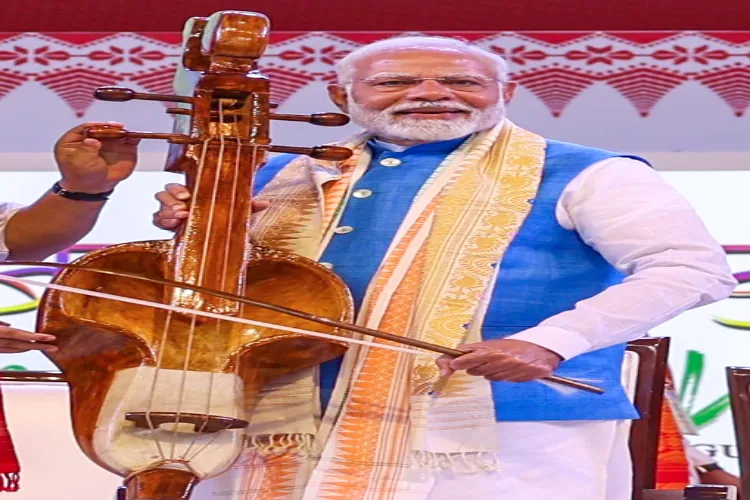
[{"x1": 506, "y1": 158, "x2": 737, "y2": 359}]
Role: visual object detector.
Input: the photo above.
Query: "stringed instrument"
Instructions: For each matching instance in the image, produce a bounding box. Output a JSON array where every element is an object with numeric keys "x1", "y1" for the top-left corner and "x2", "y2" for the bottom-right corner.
[
  {"x1": 29, "y1": 11, "x2": 355, "y2": 500},
  {"x1": 0, "y1": 9, "x2": 605, "y2": 500}
]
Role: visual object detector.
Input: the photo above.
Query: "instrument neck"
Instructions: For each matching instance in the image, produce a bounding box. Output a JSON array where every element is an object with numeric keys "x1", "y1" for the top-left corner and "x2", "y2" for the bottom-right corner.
[{"x1": 168, "y1": 141, "x2": 264, "y2": 315}]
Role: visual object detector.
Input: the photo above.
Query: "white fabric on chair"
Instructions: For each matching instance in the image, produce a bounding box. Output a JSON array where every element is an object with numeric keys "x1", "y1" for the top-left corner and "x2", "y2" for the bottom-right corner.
[{"x1": 621, "y1": 349, "x2": 640, "y2": 438}]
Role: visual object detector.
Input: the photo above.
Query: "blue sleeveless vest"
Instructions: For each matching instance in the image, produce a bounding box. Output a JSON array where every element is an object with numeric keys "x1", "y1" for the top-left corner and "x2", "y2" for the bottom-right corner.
[
  {"x1": 483, "y1": 140, "x2": 643, "y2": 421},
  {"x1": 255, "y1": 139, "x2": 645, "y2": 422}
]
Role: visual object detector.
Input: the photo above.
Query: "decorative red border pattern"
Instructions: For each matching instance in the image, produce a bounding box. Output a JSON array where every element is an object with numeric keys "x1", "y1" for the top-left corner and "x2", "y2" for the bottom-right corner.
[{"x1": 1, "y1": 31, "x2": 749, "y2": 118}]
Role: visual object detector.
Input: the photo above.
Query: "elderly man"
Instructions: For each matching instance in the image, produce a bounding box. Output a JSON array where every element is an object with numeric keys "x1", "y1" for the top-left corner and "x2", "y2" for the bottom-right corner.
[
  {"x1": 0, "y1": 122, "x2": 137, "y2": 354},
  {"x1": 154, "y1": 37, "x2": 736, "y2": 500}
]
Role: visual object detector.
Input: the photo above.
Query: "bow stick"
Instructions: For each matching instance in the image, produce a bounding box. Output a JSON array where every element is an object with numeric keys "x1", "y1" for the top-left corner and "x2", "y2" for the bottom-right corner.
[{"x1": 0, "y1": 261, "x2": 604, "y2": 394}]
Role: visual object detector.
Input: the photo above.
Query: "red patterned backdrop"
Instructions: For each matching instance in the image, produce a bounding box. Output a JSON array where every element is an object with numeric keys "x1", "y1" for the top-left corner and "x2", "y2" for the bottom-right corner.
[
  {"x1": 2, "y1": 31, "x2": 749, "y2": 119},
  {"x1": 3, "y1": 0, "x2": 749, "y2": 32}
]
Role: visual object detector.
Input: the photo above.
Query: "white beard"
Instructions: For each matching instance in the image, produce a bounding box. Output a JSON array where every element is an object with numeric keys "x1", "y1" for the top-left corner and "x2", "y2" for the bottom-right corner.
[{"x1": 346, "y1": 97, "x2": 506, "y2": 143}]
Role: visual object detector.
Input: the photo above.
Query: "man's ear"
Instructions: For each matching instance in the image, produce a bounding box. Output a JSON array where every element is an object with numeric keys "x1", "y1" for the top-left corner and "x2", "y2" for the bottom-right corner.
[
  {"x1": 502, "y1": 81, "x2": 518, "y2": 104},
  {"x1": 327, "y1": 84, "x2": 349, "y2": 113}
]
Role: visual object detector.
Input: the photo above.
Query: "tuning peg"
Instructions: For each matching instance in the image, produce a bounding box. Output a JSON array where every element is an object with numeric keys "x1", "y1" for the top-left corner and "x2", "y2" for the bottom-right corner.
[
  {"x1": 84, "y1": 125, "x2": 197, "y2": 145},
  {"x1": 269, "y1": 145, "x2": 352, "y2": 161},
  {"x1": 270, "y1": 113, "x2": 350, "y2": 127},
  {"x1": 94, "y1": 86, "x2": 194, "y2": 105}
]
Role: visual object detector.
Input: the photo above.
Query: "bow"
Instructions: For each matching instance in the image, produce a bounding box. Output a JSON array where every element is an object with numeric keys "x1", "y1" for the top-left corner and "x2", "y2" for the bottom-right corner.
[{"x1": 0, "y1": 261, "x2": 604, "y2": 394}]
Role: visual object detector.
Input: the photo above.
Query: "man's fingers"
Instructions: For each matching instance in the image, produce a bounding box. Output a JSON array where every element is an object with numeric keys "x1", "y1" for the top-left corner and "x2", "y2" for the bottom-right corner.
[
  {"x1": 252, "y1": 200, "x2": 270, "y2": 212},
  {"x1": 466, "y1": 361, "x2": 508, "y2": 377},
  {"x1": 0, "y1": 327, "x2": 55, "y2": 342},
  {"x1": 155, "y1": 190, "x2": 183, "y2": 207},
  {"x1": 165, "y1": 183, "x2": 190, "y2": 200},
  {"x1": 81, "y1": 137, "x2": 102, "y2": 148},
  {"x1": 449, "y1": 349, "x2": 503, "y2": 370},
  {"x1": 154, "y1": 208, "x2": 189, "y2": 219},
  {"x1": 153, "y1": 214, "x2": 182, "y2": 230},
  {"x1": 58, "y1": 122, "x2": 125, "y2": 144},
  {"x1": 64, "y1": 140, "x2": 103, "y2": 167},
  {"x1": 435, "y1": 355, "x2": 456, "y2": 377}
]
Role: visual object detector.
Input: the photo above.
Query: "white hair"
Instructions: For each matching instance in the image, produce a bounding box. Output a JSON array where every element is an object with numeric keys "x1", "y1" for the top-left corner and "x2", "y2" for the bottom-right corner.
[{"x1": 335, "y1": 36, "x2": 509, "y2": 84}]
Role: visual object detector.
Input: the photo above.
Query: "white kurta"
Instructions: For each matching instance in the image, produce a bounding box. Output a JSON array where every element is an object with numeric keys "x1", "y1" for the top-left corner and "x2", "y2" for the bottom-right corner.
[{"x1": 0, "y1": 202, "x2": 22, "y2": 261}]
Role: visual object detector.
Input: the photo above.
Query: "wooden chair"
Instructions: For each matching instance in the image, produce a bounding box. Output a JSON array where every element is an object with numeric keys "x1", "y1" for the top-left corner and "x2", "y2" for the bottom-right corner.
[
  {"x1": 628, "y1": 337, "x2": 671, "y2": 499},
  {"x1": 727, "y1": 366, "x2": 750, "y2": 495},
  {"x1": 627, "y1": 338, "x2": 736, "y2": 500}
]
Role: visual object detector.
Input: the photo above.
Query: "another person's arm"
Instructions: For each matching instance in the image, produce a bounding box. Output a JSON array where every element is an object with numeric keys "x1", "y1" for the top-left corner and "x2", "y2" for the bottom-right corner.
[
  {"x1": 3, "y1": 122, "x2": 138, "y2": 261},
  {"x1": 687, "y1": 443, "x2": 741, "y2": 496},
  {"x1": 0, "y1": 122, "x2": 138, "y2": 353}
]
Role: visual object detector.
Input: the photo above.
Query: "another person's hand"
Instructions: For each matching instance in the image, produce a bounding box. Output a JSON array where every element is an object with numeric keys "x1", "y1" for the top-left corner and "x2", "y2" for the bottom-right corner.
[
  {"x1": 698, "y1": 468, "x2": 742, "y2": 498},
  {"x1": 54, "y1": 122, "x2": 139, "y2": 194},
  {"x1": 153, "y1": 183, "x2": 270, "y2": 231},
  {"x1": 435, "y1": 338, "x2": 562, "y2": 382},
  {"x1": 0, "y1": 321, "x2": 57, "y2": 354}
]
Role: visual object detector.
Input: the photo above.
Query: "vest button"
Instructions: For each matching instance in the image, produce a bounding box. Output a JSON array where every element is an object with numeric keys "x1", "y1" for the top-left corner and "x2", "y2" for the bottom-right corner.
[
  {"x1": 352, "y1": 189, "x2": 373, "y2": 199},
  {"x1": 379, "y1": 158, "x2": 401, "y2": 167},
  {"x1": 333, "y1": 226, "x2": 354, "y2": 234}
]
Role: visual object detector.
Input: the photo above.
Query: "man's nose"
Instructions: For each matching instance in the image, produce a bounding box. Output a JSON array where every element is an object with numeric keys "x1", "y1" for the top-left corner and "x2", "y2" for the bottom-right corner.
[{"x1": 404, "y1": 79, "x2": 454, "y2": 100}]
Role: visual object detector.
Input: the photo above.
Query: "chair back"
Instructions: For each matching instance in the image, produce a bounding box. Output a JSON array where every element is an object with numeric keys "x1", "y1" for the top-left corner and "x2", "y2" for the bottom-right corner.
[
  {"x1": 627, "y1": 337, "x2": 672, "y2": 499},
  {"x1": 726, "y1": 366, "x2": 750, "y2": 495}
]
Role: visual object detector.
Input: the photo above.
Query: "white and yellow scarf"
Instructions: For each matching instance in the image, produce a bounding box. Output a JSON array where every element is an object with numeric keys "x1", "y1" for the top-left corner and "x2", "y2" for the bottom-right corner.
[{"x1": 222, "y1": 120, "x2": 546, "y2": 500}]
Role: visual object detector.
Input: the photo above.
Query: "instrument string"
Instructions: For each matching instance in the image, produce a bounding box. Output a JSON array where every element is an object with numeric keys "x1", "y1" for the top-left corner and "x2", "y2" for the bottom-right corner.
[
  {"x1": 182, "y1": 100, "x2": 244, "y2": 460},
  {"x1": 185, "y1": 133, "x2": 262, "y2": 464},
  {"x1": 145, "y1": 137, "x2": 211, "y2": 462},
  {"x1": 171, "y1": 98, "x2": 229, "y2": 459}
]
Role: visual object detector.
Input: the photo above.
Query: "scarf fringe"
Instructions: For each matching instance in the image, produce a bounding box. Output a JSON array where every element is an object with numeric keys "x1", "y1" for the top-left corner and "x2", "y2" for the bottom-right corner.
[
  {"x1": 410, "y1": 450, "x2": 500, "y2": 473},
  {"x1": 0, "y1": 472, "x2": 19, "y2": 492},
  {"x1": 246, "y1": 433, "x2": 313, "y2": 458}
]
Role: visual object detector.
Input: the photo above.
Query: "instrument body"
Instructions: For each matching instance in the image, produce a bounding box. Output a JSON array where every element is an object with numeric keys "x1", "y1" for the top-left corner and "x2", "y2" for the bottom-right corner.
[{"x1": 32, "y1": 11, "x2": 354, "y2": 499}]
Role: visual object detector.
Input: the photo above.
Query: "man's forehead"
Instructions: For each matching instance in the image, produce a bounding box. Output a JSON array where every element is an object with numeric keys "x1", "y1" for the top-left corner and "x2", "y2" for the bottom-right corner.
[{"x1": 351, "y1": 48, "x2": 495, "y2": 79}]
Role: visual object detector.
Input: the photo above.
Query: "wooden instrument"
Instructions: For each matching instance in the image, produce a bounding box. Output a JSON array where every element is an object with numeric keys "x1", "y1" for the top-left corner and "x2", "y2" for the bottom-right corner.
[
  {"x1": 0, "y1": 9, "x2": 605, "y2": 500},
  {"x1": 27, "y1": 11, "x2": 355, "y2": 500}
]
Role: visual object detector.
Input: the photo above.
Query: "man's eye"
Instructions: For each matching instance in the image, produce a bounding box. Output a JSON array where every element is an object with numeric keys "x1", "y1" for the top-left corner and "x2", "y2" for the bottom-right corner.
[
  {"x1": 376, "y1": 80, "x2": 411, "y2": 86},
  {"x1": 447, "y1": 79, "x2": 482, "y2": 87}
]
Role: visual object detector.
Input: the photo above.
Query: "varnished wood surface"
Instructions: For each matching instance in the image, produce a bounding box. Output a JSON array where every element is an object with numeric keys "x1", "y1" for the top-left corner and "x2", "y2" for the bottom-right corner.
[
  {"x1": 33, "y1": 10, "x2": 354, "y2": 499},
  {"x1": 124, "y1": 469, "x2": 199, "y2": 500},
  {"x1": 627, "y1": 337, "x2": 671, "y2": 500},
  {"x1": 727, "y1": 366, "x2": 750, "y2": 497}
]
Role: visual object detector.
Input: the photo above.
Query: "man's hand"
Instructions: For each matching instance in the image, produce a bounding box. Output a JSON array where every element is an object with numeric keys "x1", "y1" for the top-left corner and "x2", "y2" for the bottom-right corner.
[
  {"x1": 0, "y1": 322, "x2": 57, "y2": 354},
  {"x1": 153, "y1": 183, "x2": 270, "y2": 231},
  {"x1": 54, "y1": 122, "x2": 139, "y2": 194},
  {"x1": 435, "y1": 339, "x2": 563, "y2": 382}
]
